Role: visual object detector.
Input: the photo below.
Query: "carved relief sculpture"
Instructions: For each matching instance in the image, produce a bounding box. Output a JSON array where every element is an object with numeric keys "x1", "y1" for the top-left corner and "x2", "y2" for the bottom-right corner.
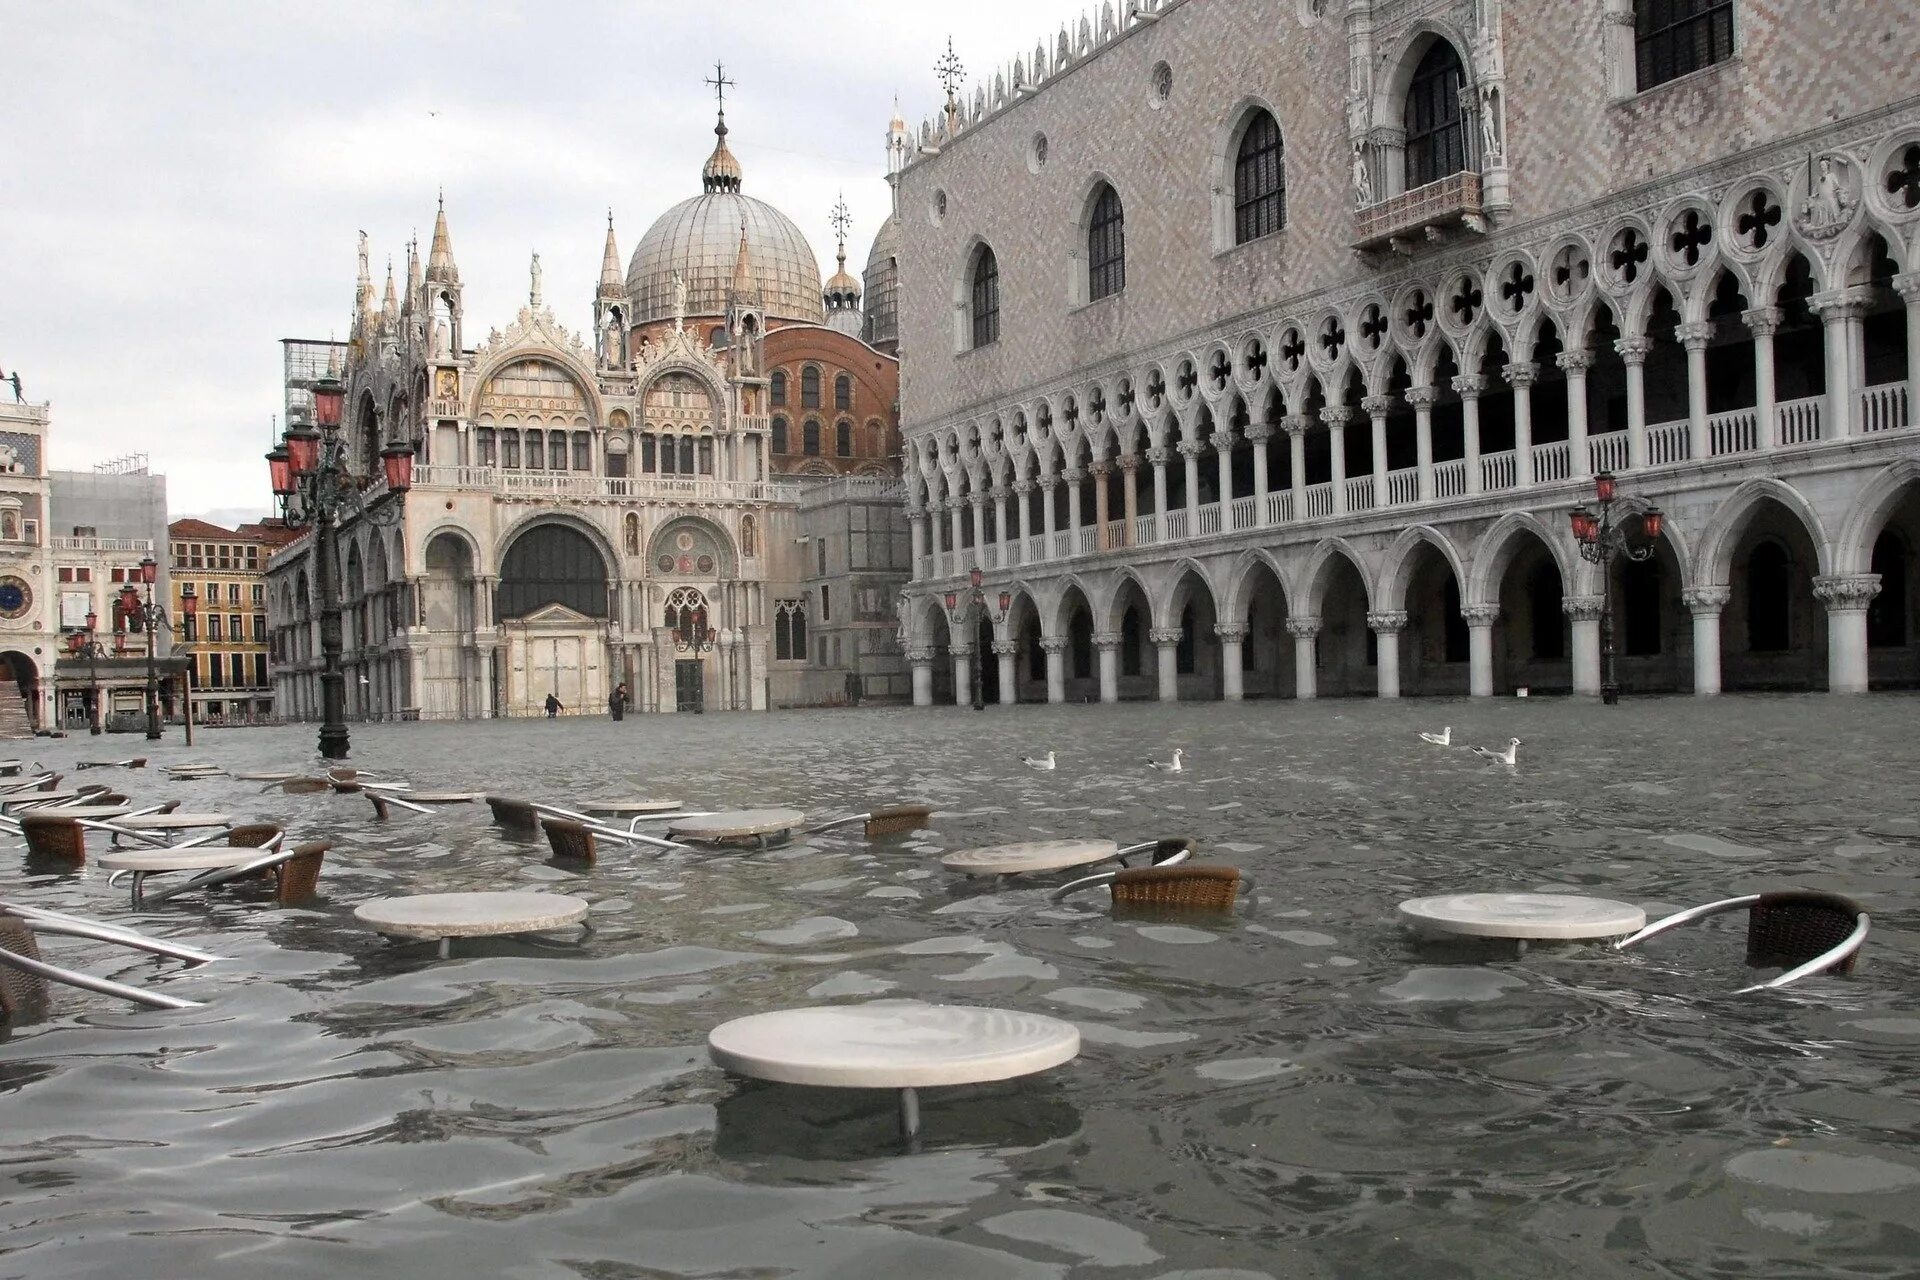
[{"x1": 1797, "y1": 154, "x2": 1857, "y2": 238}]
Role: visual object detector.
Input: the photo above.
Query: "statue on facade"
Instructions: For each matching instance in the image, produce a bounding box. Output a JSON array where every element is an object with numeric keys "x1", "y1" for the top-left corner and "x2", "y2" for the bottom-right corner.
[
  {"x1": 672, "y1": 270, "x2": 688, "y2": 333},
  {"x1": 1798, "y1": 154, "x2": 1856, "y2": 237},
  {"x1": 529, "y1": 252, "x2": 543, "y2": 307},
  {"x1": 1480, "y1": 84, "x2": 1503, "y2": 160},
  {"x1": 1351, "y1": 141, "x2": 1373, "y2": 208}
]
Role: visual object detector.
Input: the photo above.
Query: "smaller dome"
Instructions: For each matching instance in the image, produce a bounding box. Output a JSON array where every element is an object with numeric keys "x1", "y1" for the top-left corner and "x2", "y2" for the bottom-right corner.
[
  {"x1": 861, "y1": 213, "x2": 900, "y2": 350},
  {"x1": 702, "y1": 116, "x2": 743, "y2": 194}
]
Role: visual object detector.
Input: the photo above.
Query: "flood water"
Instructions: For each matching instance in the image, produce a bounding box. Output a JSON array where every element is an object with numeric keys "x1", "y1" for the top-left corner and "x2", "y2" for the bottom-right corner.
[{"x1": 2, "y1": 694, "x2": 1918, "y2": 1278}]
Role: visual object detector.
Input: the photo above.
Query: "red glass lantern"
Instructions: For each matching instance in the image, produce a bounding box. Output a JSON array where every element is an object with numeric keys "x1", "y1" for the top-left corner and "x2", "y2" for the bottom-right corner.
[
  {"x1": 266, "y1": 443, "x2": 294, "y2": 497},
  {"x1": 66, "y1": 631, "x2": 83, "y2": 654},
  {"x1": 311, "y1": 375, "x2": 345, "y2": 430},
  {"x1": 285, "y1": 424, "x2": 321, "y2": 478},
  {"x1": 1640, "y1": 507, "x2": 1664, "y2": 541},
  {"x1": 1593, "y1": 471, "x2": 1618, "y2": 505},
  {"x1": 1568, "y1": 507, "x2": 1592, "y2": 542},
  {"x1": 181, "y1": 592, "x2": 198, "y2": 617},
  {"x1": 943, "y1": 591, "x2": 958, "y2": 612},
  {"x1": 998, "y1": 591, "x2": 1012, "y2": 614},
  {"x1": 85, "y1": 608, "x2": 98, "y2": 634},
  {"x1": 139, "y1": 555, "x2": 157, "y2": 586},
  {"x1": 969, "y1": 566, "x2": 983, "y2": 590},
  {"x1": 380, "y1": 440, "x2": 415, "y2": 493},
  {"x1": 118, "y1": 583, "x2": 140, "y2": 616}
]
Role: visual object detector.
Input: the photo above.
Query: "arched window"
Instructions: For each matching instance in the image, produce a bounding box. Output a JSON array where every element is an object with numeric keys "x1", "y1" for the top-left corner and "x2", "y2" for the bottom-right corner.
[
  {"x1": 834, "y1": 373, "x2": 852, "y2": 411},
  {"x1": 1232, "y1": 110, "x2": 1285, "y2": 244},
  {"x1": 1087, "y1": 183, "x2": 1126, "y2": 301},
  {"x1": 835, "y1": 420, "x2": 852, "y2": 457},
  {"x1": 801, "y1": 366, "x2": 821, "y2": 409},
  {"x1": 548, "y1": 430, "x2": 567, "y2": 470},
  {"x1": 803, "y1": 419, "x2": 822, "y2": 456},
  {"x1": 572, "y1": 432, "x2": 591, "y2": 472},
  {"x1": 969, "y1": 245, "x2": 1000, "y2": 349},
  {"x1": 770, "y1": 416, "x2": 788, "y2": 454},
  {"x1": 659, "y1": 434, "x2": 676, "y2": 474},
  {"x1": 770, "y1": 370, "x2": 787, "y2": 406},
  {"x1": 1404, "y1": 41, "x2": 1467, "y2": 191},
  {"x1": 640, "y1": 432, "x2": 656, "y2": 471},
  {"x1": 775, "y1": 599, "x2": 808, "y2": 660},
  {"x1": 678, "y1": 437, "x2": 695, "y2": 474},
  {"x1": 526, "y1": 431, "x2": 545, "y2": 470},
  {"x1": 1636, "y1": 0, "x2": 1735, "y2": 91}
]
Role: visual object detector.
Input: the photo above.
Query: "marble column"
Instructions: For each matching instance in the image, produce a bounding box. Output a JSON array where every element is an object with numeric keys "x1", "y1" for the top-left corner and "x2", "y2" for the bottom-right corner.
[
  {"x1": 1178, "y1": 442, "x2": 1203, "y2": 532},
  {"x1": 1561, "y1": 595, "x2": 1604, "y2": 697},
  {"x1": 910, "y1": 644, "x2": 933, "y2": 706},
  {"x1": 1681, "y1": 587, "x2": 1730, "y2": 696},
  {"x1": 991, "y1": 486, "x2": 1010, "y2": 563},
  {"x1": 951, "y1": 642, "x2": 974, "y2": 705},
  {"x1": 969, "y1": 497, "x2": 988, "y2": 567},
  {"x1": 948, "y1": 498, "x2": 967, "y2": 569},
  {"x1": 1094, "y1": 631, "x2": 1121, "y2": 703},
  {"x1": 992, "y1": 640, "x2": 1019, "y2": 706},
  {"x1": 1505, "y1": 362, "x2": 1537, "y2": 487},
  {"x1": 1809, "y1": 292, "x2": 1870, "y2": 439},
  {"x1": 1616, "y1": 337, "x2": 1652, "y2": 469},
  {"x1": 1406, "y1": 386, "x2": 1437, "y2": 500},
  {"x1": 1743, "y1": 307, "x2": 1782, "y2": 449},
  {"x1": 1813, "y1": 573, "x2": 1882, "y2": 693},
  {"x1": 1215, "y1": 624, "x2": 1247, "y2": 701},
  {"x1": 1211, "y1": 429, "x2": 1234, "y2": 519},
  {"x1": 908, "y1": 509, "x2": 928, "y2": 575},
  {"x1": 1895, "y1": 275, "x2": 1920, "y2": 406},
  {"x1": 1283, "y1": 415, "x2": 1309, "y2": 517},
  {"x1": 1322, "y1": 407, "x2": 1351, "y2": 513},
  {"x1": 1361, "y1": 395, "x2": 1393, "y2": 506},
  {"x1": 1119, "y1": 455, "x2": 1140, "y2": 545},
  {"x1": 1557, "y1": 351, "x2": 1592, "y2": 478},
  {"x1": 1368, "y1": 611, "x2": 1408, "y2": 698},
  {"x1": 1092, "y1": 461, "x2": 1112, "y2": 549},
  {"x1": 1286, "y1": 616, "x2": 1320, "y2": 700},
  {"x1": 1041, "y1": 636, "x2": 1068, "y2": 703},
  {"x1": 1151, "y1": 626, "x2": 1182, "y2": 702},
  {"x1": 1245, "y1": 425, "x2": 1272, "y2": 524},
  {"x1": 1040, "y1": 473, "x2": 1059, "y2": 557},
  {"x1": 1676, "y1": 321, "x2": 1712, "y2": 459},
  {"x1": 1148, "y1": 446, "x2": 1170, "y2": 541},
  {"x1": 1012, "y1": 478, "x2": 1035, "y2": 562},
  {"x1": 1452, "y1": 377, "x2": 1485, "y2": 495},
  {"x1": 1064, "y1": 467, "x2": 1086, "y2": 551},
  {"x1": 1463, "y1": 604, "x2": 1501, "y2": 698}
]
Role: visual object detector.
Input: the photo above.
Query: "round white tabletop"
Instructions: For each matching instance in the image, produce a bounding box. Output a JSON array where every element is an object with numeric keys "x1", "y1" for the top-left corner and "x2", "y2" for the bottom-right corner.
[
  {"x1": 406, "y1": 792, "x2": 484, "y2": 804},
  {"x1": 1398, "y1": 892, "x2": 1646, "y2": 940},
  {"x1": 233, "y1": 771, "x2": 294, "y2": 782},
  {"x1": 24, "y1": 804, "x2": 132, "y2": 820},
  {"x1": 670, "y1": 808, "x2": 806, "y2": 841},
  {"x1": 942, "y1": 838, "x2": 1120, "y2": 877},
  {"x1": 2, "y1": 790, "x2": 84, "y2": 807},
  {"x1": 709, "y1": 1000, "x2": 1082, "y2": 1088},
  {"x1": 98, "y1": 845, "x2": 270, "y2": 872},
  {"x1": 354, "y1": 891, "x2": 590, "y2": 941},
  {"x1": 118, "y1": 812, "x2": 233, "y2": 830},
  {"x1": 585, "y1": 799, "x2": 683, "y2": 815}
]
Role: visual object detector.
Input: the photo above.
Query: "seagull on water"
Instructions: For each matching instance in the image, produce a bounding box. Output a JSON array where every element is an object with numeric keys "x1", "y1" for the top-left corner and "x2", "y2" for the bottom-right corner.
[
  {"x1": 1147, "y1": 748, "x2": 1186, "y2": 773},
  {"x1": 1419, "y1": 726, "x2": 1452, "y2": 746},
  {"x1": 1468, "y1": 737, "x2": 1522, "y2": 766},
  {"x1": 1023, "y1": 750, "x2": 1057, "y2": 771}
]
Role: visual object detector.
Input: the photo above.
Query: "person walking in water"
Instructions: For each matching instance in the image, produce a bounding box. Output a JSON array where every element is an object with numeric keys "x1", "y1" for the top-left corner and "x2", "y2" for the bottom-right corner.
[
  {"x1": 609, "y1": 682, "x2": 627, "y2": 722},
  {"x1": 544, "y1": 692, "x2": 563, "y2": 718}
]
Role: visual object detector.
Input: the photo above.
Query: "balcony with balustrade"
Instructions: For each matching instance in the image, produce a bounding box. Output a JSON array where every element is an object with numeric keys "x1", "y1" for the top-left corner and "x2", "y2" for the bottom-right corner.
[{"x1": 408, "y1": 463, "x2": 804, "y2": 507}]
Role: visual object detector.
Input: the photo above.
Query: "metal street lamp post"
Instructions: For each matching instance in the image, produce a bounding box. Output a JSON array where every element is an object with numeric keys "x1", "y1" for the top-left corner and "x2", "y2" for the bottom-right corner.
[
  {"x1": 266, "y1": 374, "x2": 414, "y2": 760},
  {"x1": 68, "y1": 611, "x2": 109, "y2": 735},
  {"x1": 1570, "y1": 471, "x2": 1664, "y2": 706},
  {"x1": 117, "y1": 556, "x2": 173, "y2": 740},
  {"x1": 944, "y1": 567, "x2": 1011, "y2": 711}
]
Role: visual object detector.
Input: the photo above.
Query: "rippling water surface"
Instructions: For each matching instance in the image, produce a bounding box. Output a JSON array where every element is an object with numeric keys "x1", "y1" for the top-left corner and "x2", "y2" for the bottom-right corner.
[{"x1": 3, "y1": 695, "x2": 1918, "y2": 1278}]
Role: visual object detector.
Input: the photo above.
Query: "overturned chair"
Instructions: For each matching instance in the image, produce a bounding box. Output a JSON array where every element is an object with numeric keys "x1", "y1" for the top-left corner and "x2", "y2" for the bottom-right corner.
[
  {"x1": 489, "y1": 795, "x2": 691, "y2": 853},
  {"x1": 1, "y1": 904, "x2": 220, "y2": 1018},
  {"x1": 100, "y1": 826, "x2": 334, "y2": 907},
  {"x1": 1613, "y1": 889, "x2": 1869, "y2": 993}
]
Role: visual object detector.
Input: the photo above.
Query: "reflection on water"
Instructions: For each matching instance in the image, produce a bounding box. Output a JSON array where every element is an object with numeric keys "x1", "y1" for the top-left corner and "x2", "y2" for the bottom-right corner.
[{"x1": 2, "y1": 694, "x2": 1918, "y2": 1276}]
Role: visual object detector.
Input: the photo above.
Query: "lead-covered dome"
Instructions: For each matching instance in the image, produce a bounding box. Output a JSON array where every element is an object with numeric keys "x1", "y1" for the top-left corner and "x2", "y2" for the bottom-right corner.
[
  {"x1": 862, "y1": 212, "x2": 900, "y2": 349},
  {"x1": 627, "y1": 114, "x2": 825, "y2": 327}
]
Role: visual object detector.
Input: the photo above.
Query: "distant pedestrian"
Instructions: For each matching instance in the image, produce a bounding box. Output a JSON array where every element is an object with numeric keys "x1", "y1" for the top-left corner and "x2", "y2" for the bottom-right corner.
[
  {"x1": 544, "y1": 693, "x2": 562, "y2": 718},
  {"x1": 609, "y1": 682, "x2": 627, "y2": 721}
]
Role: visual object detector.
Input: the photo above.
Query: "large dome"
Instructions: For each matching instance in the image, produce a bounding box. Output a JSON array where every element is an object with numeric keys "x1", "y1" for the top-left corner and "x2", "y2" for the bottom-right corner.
[{"x1": 628, "y1": 191, "x2": 825, "y2": 327}]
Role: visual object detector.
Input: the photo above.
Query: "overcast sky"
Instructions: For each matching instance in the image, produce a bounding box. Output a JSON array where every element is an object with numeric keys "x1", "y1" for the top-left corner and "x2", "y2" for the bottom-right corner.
[{"x1": 4, "y1": 0, "x2": 1090, "y2": 525}]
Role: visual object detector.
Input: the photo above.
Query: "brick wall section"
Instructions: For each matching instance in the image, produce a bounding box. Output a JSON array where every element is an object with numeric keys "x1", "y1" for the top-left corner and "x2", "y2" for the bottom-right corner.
[{"x1": 895, "y1": 0, "x2": 1920, "y2": 428}]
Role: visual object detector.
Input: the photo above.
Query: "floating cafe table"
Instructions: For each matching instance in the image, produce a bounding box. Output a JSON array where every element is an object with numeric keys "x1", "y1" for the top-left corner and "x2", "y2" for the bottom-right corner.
[
  {"x1": 707, "y1": 1000, "x2": 1082, "y2": 1143},
  {"x1": 941, "y1": 838, "x2": 1121, "y2": 878},
  {"x1": 117, "y1": 812, "x2": 233, "y2": 833},
  {"x1": 98, "y1": 845, "x2": 286, "y2": 906},
  {"x1": 354, "y1": 891, "x2": 591, "y2": 958},
  {"x1": 668, "y1": 808, "x2": 805, "y2": 848},
  {"x1": 1399, "y1": 892, "x2": 1646, "y2": 952},
  {"x1": 584, "y1": 799, "x2": 682, "y2": 815}
]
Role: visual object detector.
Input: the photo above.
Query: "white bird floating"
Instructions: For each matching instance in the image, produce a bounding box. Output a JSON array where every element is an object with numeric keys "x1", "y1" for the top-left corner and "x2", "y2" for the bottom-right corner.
[
  {"x1": 1419, "y1": 727, "x2": 1452, "y2": 746},
  {"x1": 1147, "y1": 748, "x2": 1185, "y2": 773},
  {"x1": 1468, "y1": 737, "x2": 1523, "y2": 766},
  {"x1": 1023, "y1": 751, "x2": 1057, "y2": 771}
]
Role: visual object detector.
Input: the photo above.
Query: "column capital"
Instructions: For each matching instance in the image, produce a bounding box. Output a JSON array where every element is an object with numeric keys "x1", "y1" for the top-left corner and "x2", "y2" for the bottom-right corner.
[
  {"x1": 1089, "y1": 460, "x2": 1111, "y2": 478},
  {"x1": 1319, "y1": 406, "x2": 1355, "y2": 428},
  {"x1": 1280, "y1": 413, "x2": 1314, "y2": 436},
  {"x1": 1119, "y1": 453, "x2": 1141, "y2": 471},
  {"x1": 1039, "y1": 636, "x2": 1069, "y2": 655},
  {"x1": 1674, "y1": 321, "x2": 1713, "y2": 350},
  {"x1": 1213, "y1": 623, "x2": 1249, "y2": 642},
  {"x1": 949, "y1": 641, "x2": 976, "y2": 658},
  {"x1": 1502, "y1": 361, "x2": 1539, "y2": 389},
  {"x1": 1613, "y1": 336, "x2": 1653, "y2": 365},
  {"x1": 968, "y1": 494, "x2": 987, "y2": 510},
  {"x1": 1680, "y1": 586, "x2": 1731, "y2": 616},
  {"x1": 1011, "y1": 477, "x2": 1035, "y2": 495},
  {"x1": 1403, "y1": 385, "x2": 1440, "y2": 409},
  {"x1": 905, "y1": 647, "x2": 936, "y2": 663},
  {"x1": 1741, "y1": 305, "x2": 1785, "y2": 337},
  {"x1": 1461, "y1": 604, "x2": 1502, "y2": 628},
  {"x1": 1893, "y1": 271, "x2": 1920, "y2": 302},
  {"x1": 990, "y1": 640, "x2": 1021, "y2": 657},
  {"x1": 1092, "y1": 630, "x2": 1124, "y2": 650},
  {"x1": 1208, "y1": 430, "x2": 1235, "y2": 451},
  {"x1": 1360, "y1": 394, "x2": 1397, "y2": 418},
  {"x1": 1146, "y1": 446, "x2": 1171, "y2": 465},
  {"x1": 1806, "y1": 288, "x2": 1874, "y2": 321},
  {"x1": 1812, "y1": 573, "x2": 1882, "y2": 612},
  {"x1": 1560, "y1": 594, "x2": 1605, "y2": 622},
  {"x1": 989, "y1": 485, "x2": 1010, "y2": 502},
  {"x1": 1450, "y1": 374, "x2": 1487, "y2": 398},
  {"x1": 1284, "y1": 615, "x2": 1322, "y2": 639},
  {"x1": 1175, "y1": 441, "x2": 1205, "y2": 459},
  {"x1": 1555, "y1": 350, "x2": 1593, "y2": 374},
  {"x1": 1061, "y1": 466, "x2": 1087, "y2": 484},
  {"x1": 1366, "y1": 610, "x2": 1410, "y2": 634},
  {"x1": 1148, "y1": 626, "x2": 1184, "y2": 646},
  {"x1": 1243, "y1": 423, "x2": 1275, "y2": 443}
]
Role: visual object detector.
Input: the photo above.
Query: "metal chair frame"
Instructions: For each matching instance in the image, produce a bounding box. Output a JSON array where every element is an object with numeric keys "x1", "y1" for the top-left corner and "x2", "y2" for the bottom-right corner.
[
  {"x1": 105, "y1": 833, "x2": 299, "y2": 906},
  {"x1": 1613, "y1": 893, "x2": 1870, "y2": 993},
  {"x1": 0, "y1": 905, "x2": 220, "y2": 1012}
]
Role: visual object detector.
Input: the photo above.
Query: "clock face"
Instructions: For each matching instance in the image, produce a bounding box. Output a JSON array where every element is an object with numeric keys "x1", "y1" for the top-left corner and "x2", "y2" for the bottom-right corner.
[{"x1": 0, "y1": 577, "x2": 29, "y2": 620}]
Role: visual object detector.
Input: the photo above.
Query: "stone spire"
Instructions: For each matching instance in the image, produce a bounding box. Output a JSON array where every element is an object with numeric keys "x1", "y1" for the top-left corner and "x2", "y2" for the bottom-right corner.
[
  {"x1": 404, "y1": 234, "x2": 422, "y2": 314},
  {"x1": 598, "y1": 210, "x2": 624, "y2": 300},
  {"x1": 425, "y1": 191, "x2": 460, "y2": 286},
  {"x1": 354, "y1": 230, "x2": 378, "y2": 334},
  {"x1": 731, "y1": 221, "x2": 754, "y2": 295},
  {"x1": 381, "y1": 258, "x2": 399, "y2": 327},
  {"x1": 701, "y1": 61, "x2": 743, "y2": 194}
]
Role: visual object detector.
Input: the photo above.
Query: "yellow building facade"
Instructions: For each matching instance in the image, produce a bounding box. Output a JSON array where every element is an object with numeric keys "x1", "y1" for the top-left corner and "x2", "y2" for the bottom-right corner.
[{"x1": 168, "y1": 518, "x2": 294, "y2": 723}]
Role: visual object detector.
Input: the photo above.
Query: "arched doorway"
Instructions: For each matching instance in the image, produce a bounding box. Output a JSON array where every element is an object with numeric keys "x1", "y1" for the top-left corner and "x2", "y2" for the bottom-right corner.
[
  {"x1": 420, "y1": 532, "x2": 478, "y2": 719},
  {"x1": 1166, "y1": 570, "x2": 1220, "y2": 701},
  {"x1": 1400, "y1": 542, "x2": 1468, "y2": 696},
  {"x1": 1720, "y1": 500, "x2": 1824, "y2": 691},
  {"x1": 496, "y1": 522, "x2": 611, "y2": 716},
  {"x1": 1865, "y1": 479, "x2": 1920, "y2": 686},
  {"x1": 1237, "y1": 560, "x2": 1292, "y2": 700},
  {"x1": 1312, "y1": 551, "x2": 1372, "y2": 697},
  {"x1": 0, "y1": 651, "x2": 38, "y2": 732},
  {"x1": 1494, "y1": 543, "x2": 1568, "y2": 694}
]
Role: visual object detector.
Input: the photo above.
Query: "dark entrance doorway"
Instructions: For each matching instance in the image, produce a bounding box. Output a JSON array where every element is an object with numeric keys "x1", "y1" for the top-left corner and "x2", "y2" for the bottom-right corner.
[{"x1": 675, "y1": 660, "x2": 705, "y2": 713}]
